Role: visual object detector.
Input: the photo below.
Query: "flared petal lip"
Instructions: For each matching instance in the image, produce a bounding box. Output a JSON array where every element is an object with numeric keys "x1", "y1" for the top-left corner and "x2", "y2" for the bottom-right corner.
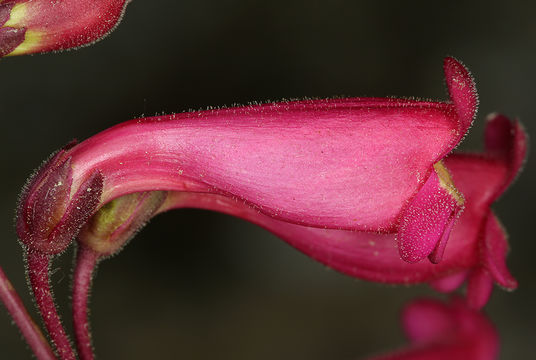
[
  {"x1": 486, "y1": 114, "x2": 528, "y2": 200},
  {"x1": 450, "y1": 113, "x2": 528, "y2": 205}
]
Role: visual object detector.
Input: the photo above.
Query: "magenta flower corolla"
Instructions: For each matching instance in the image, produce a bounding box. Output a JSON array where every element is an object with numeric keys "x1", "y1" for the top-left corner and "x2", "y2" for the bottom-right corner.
[
  {"x1": 15, "y1": 57, "x2": 498, "y2": 359},
  {"x1": 18, "y1": 57, "x2": 476, "y2": 260},
  {"x1": 367, "y1": 297, "x2": 499, "y2": 360}
]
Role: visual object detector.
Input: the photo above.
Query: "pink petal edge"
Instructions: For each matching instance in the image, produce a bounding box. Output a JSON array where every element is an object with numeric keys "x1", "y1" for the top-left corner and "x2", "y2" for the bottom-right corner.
[{"x1": 398, "y1": 168, "x2": 463, "y2": 264}]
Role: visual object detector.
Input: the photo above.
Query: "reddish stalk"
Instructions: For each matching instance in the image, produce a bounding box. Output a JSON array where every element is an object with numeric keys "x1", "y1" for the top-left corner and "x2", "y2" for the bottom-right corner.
[
  {"x1": 0, "y1": 266, "x2": 56, "y2": 360},
  {"x1": 26, "y1": 251, "x2": 77, "y2": 360},
  {"x1": 72, "y1": 245, "x2": 99, "y2": 360}
]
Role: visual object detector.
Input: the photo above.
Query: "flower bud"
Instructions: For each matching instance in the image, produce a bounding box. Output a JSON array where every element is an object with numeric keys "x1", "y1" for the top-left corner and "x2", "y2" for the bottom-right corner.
[{"x1": 0, "y1": 0, "x2": 130, "y2": 57}]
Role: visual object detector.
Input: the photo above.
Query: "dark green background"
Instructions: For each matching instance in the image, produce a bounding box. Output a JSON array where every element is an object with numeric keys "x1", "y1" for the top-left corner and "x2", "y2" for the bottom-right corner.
[{"x1": 1, "y1": 1, "x2": 534, "y2": 358}]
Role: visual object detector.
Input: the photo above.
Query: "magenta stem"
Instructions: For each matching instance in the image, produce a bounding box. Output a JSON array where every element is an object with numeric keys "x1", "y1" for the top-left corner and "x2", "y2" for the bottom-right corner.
[
  {"x1": 26, "y1": 251, "x2": 77, "y2": 360},
  {"x1": 72, "y1": 245, "x2": 99, "y2": 360},
  {"x1": 0, "y1": 266, "x2": 56, "y2": 360}
]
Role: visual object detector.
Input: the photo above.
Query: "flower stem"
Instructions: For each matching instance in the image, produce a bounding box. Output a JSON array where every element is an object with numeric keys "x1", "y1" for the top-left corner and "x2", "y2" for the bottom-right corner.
[
  {"x1": 26, "y1": 250, "x2": 77, "y2": 360},
  {"x1": 0, "y1": 266, "x2": 56, "y2": 360},
  {"x1": 72, "y1": 245, "x2": 99, "y2": 360}
]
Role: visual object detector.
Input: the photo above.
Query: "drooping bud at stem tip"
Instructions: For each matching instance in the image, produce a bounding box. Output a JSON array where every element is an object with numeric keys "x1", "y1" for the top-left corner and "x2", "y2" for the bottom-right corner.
[{"x1": 0, "y1": 0, "x2": 131, "y2": 57}]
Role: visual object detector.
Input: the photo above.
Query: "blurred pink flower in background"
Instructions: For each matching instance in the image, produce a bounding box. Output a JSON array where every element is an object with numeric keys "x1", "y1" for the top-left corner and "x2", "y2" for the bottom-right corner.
[{"x1": 368, "y1": 297, "x2": 499, "y2": 360}]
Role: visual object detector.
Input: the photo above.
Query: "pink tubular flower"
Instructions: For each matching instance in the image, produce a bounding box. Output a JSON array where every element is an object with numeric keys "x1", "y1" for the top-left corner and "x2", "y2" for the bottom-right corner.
[
  {"x1": 14, "y1": 57, "x2": 495, "y2": 358},
  {"x1": 367, "y1": 297, "x2": 499, "y2": 360},
  {"x1": 18, "y1": 57, "x2": 476, "y2": 260},
  {"x1": 0, "y1": 0, "x2": 130, "y2": 57}
]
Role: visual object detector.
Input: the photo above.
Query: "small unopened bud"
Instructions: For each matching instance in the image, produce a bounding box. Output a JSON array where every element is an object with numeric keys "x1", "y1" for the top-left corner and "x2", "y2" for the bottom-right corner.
[
  {"x1": 78, "y1": 191, "x2": 167, "y2": 257},
  {"x1": 0, "y1": 0, "x2": 131, "y2": 57}
]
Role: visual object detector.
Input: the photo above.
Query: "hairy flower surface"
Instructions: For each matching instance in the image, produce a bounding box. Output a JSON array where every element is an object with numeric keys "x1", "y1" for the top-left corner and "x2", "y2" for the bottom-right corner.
[
  {"x1": 0, "y1": 0, "x2": 129, "y2": 57},
  {"x1": 368, "y1": 297, "x2": 499, "y2": 360},
  {"x1": 18, "y1": 57, "x2": 476, "y2": 263}
]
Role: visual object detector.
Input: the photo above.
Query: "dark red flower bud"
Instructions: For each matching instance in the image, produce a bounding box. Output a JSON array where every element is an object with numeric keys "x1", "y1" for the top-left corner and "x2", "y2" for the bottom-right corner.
[{"x1": 0, "y1": 0, "x2": 130, "y2": 57}]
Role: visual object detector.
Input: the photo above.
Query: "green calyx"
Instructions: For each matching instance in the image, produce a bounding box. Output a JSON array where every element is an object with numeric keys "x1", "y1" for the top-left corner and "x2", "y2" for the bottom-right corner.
[{"x1": 78, "y1": 191, "x2": 167, "y2": 257}]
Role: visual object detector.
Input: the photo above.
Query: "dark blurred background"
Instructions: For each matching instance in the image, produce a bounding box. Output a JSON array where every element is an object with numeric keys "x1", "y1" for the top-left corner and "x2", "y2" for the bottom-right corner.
[{"x1": 1, "y1": 1, "x2": 534, "y2": 359}]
